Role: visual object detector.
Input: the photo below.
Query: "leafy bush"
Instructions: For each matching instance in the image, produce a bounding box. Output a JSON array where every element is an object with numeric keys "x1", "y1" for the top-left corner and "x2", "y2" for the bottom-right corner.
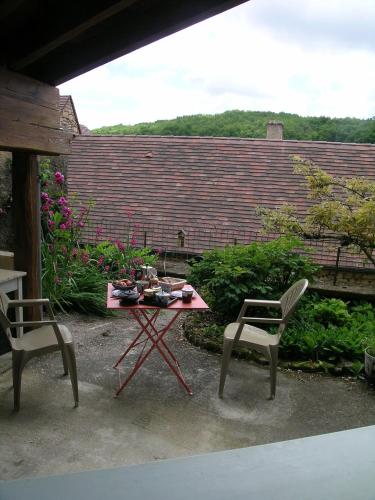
[
  {"x1": 188, "y1": 237, "x2": 319, "y2": 321},
  {"x1": 310, "y1": 298, "x2": 350, "y2": 327},
  {"x1": 280, "y1": 295, "x2": 375, "y2": 369}
]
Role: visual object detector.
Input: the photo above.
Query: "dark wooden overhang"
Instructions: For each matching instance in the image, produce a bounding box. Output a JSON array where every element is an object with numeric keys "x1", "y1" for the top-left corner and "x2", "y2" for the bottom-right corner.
[{"x1": 1, "y1": 0, "x2": 248, "y2": 85}]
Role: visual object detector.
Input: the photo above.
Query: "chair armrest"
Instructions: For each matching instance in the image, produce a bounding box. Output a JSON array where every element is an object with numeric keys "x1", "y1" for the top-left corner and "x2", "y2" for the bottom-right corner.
[
  {"x1": 10, "y1": 320, "x2": 58, "y2": 328},
  {"x1": 240, "y1": 317, "x2": 283, "y2": 325},
  {"x1": 7, "y1": 298, "x2": 50, "y2": 307},
  {"x1": 243, "y1": 299, "x2": 281, "y2": 308}
]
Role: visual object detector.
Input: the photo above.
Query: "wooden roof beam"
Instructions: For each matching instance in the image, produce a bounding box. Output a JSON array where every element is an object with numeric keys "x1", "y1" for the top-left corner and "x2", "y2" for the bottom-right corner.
[
  {"x1": 10, "y1": 0, "x2": 139, "y2": 72},
  {"x1": 0, "y1": 68, "x2": 72, "y2": 155}
]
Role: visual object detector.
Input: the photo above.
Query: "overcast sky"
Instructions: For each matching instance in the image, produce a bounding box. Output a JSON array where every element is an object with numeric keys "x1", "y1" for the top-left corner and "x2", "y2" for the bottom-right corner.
[{"x1": 59, "y1": 0, "x2": 375, "y2": 129}]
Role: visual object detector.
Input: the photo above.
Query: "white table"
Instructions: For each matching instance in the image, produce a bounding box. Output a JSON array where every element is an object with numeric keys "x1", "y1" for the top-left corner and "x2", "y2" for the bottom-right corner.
[{"x1": 0, "y1": 269, "x2": 27, "y2": 337}]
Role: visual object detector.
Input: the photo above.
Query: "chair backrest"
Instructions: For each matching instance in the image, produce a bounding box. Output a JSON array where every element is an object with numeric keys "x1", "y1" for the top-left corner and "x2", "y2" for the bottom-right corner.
[
  {"x1": 0, "y1": 291, "x2": 16, "y2": 349},
  {"x1": 280, "y1": 279, "x2": 308, "y2": 323}
]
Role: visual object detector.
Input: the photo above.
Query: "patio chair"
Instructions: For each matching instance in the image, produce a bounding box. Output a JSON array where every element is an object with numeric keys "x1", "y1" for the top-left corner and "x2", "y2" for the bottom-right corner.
[
  {"x1": 219, "y1": 279, "x2": 308, "y2": 400},
  {"x1": 0, "y1": 291, "x2": 78, "y2": 411}
]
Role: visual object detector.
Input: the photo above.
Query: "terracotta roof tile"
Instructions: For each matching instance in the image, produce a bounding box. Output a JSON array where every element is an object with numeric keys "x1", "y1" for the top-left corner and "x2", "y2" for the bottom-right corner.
[{"x1": 67, "y1": 135, "x2": 375, "y2": 268}]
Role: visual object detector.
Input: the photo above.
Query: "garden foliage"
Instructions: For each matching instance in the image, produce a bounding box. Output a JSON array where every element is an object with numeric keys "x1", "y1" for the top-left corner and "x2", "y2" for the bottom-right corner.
[
  {"x1": 187, "y1": 237, "x2": 319, "y2": 321},
  {"x1": 40, "y1": 159, "x2": 156, "y2": 314},
  {"x1": 187, "y1": 238, "x2": 375, "y2": 375}
]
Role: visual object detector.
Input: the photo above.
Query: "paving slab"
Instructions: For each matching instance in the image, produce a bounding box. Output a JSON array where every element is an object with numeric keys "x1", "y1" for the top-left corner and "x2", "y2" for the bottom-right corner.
[{"x1": 0, "y1": 311, "x2": 375, "y2": 480}]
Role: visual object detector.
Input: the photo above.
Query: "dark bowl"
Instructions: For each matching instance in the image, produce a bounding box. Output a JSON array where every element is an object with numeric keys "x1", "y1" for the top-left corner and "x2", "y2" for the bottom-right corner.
[{"x1": 112, "y1": 281, "x2": 136, "y2": 291}]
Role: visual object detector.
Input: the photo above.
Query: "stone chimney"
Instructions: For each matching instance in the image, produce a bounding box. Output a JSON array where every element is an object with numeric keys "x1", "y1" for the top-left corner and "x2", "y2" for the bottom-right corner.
[{"x1": 266, "y1": 121, "x2": 284, "y2": 140}]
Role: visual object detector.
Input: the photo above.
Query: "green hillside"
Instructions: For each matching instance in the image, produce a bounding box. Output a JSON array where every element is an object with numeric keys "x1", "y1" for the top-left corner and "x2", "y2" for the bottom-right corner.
[{"x1": 92, "y1": 110, "x2": 375, "y2": 143}]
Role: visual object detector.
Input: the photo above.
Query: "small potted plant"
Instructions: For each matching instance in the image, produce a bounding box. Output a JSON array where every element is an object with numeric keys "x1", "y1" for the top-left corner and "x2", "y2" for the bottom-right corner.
[{"x1": 364, "y1": 338, "x2": 375, "y2": 382}]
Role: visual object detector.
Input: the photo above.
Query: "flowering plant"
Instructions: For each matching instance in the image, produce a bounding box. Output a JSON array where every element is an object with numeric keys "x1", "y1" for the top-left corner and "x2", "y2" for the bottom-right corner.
[{"x1": 40, "y1": 159, "x2": 156, "y2": 313}]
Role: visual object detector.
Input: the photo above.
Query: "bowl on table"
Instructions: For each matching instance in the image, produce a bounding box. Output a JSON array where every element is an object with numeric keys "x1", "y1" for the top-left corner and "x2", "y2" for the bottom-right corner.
[{"x1": 112, "y1": 279, "x2": 136, "y2": 291}]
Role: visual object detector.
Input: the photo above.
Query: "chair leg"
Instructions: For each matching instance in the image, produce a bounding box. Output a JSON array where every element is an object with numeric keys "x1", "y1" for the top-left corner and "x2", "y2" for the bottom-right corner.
[
  {"x1": 61, "y1": 349, "x2": 69, "y2": 376},
  {"x1": 219, "y1": 339, "x2": 233, "y2": 398},
  {"x1": 12, "y1": 352, "x2": 25, "y2": 412},
  {"x1": 269, "y1": 346, "x2": 279, "y2": 400},
  {"x1": 64, "y1": 344, "x2": 79, "y2": 407}
]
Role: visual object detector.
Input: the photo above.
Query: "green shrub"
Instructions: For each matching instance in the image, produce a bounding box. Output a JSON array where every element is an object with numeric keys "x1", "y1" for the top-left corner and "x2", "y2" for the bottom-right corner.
[
  {"x1": 311, "y1": 298, "x2": 350, "y2": 326},
  {"x1": 188, "y1": 237, "x2": 319, "y2": 321}
]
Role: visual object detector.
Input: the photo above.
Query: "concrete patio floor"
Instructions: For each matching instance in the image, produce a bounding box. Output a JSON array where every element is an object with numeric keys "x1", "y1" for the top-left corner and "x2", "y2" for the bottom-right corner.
[{"x1": 1, "y1": 310, "x2": 375, "y2": 481}]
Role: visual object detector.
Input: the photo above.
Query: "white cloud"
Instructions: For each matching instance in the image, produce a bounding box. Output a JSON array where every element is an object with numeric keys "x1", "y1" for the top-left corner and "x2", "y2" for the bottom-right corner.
[{"x1": 59, "y1": 0, "x2": 375, "y2": 129}]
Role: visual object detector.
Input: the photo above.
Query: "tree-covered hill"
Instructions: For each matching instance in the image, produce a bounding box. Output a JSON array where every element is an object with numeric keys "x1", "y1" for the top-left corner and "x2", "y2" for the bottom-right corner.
[{"x1": 92, "y1": 110, "x2": 375, "y2": 143}]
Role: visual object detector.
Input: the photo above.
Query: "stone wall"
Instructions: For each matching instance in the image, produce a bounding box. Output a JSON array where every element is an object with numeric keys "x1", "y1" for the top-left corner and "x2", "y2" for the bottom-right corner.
[
  {"x1": 0, "y1": 151, "x2": 13, "y2": 251},
  {"x1": 317, "y1": 268, "x2": 375, "y2": 293}
]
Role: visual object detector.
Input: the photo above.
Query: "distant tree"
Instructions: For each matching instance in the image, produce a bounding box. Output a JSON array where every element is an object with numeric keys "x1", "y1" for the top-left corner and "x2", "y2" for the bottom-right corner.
[
  {"x1": 257, "y1": 156, "x2": 375, "y2": 267},
  {"x1": 92, "y1": 111, "x2": 375, "y2": 143}
]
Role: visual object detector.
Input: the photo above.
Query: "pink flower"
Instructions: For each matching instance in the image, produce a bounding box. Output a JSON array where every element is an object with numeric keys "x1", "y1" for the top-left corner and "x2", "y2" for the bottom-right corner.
[
  {"x1": 115, "y1": 239, "x2": 125, "y2": 252},
  {"x1": 104, "y1": 265, "x2": 110, "y2": 272},
  {"x1": 71, "y1": 248, "x2": 78, "y2": 258},
  {"x1": 98, "y1": 255, "x2": 104, "y2": 266},
  {"x1": 54, "y1": 171, "x2": 65, "y2": 185},
  {"x1": 76, "y1": 221, "x2": 85, "y2": 228},
  {"x1": 42, "y1": 204, "x2": 50, "y2": 212},
  {"x1": 59, "y1": 223, "x2": 67, "y2": 230},
  {"x1": 41, "y1": 192, "x2": 50, "y2": 202},
  {"x1": 47, "y1": 220, "x2": 55, "y2": 231},
  {"x1": 58, "y1": 196, "x2": 67, "y2": 206},
  {"x1": 120, "y1": 268, "x2": 126, "y2": 275},
  {"x1": 132, "y1": 257, "x2": 144, "y2": 265},
  {"x1": 81, "y1": 252, "x2": 89, "y2": 264},
  {"x1": 96, "y1": 225, "x2": 104, "y2": 237},
  {"x1": 130, "y1": 236, "x2": 137, "y2": 247},
  {"x1": 130, "y1": 269, "x2": 136, "y2": 279}
]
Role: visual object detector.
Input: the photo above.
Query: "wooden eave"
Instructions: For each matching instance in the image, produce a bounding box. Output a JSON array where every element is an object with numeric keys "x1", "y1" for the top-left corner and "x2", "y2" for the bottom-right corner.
[{"x1": 0, "y1": 0, "x2": 249, "y2": 86}]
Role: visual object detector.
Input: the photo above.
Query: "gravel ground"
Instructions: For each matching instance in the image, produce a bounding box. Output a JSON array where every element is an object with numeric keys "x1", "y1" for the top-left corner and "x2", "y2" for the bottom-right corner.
[{"x1": 1, "y1": 310, "x2": 375, "y2": 480}]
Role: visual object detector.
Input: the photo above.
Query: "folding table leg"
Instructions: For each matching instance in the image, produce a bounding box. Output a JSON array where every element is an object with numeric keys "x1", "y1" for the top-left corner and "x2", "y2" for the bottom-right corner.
[{"x1": 114, "y1": 309, "x2": 193, "y2": 397}]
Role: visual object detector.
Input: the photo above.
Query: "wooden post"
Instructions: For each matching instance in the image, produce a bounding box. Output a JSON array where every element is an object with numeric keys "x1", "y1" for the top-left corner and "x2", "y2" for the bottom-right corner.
[{"x1": 12, "y1": 152, "x2": 41, "y2": 320}]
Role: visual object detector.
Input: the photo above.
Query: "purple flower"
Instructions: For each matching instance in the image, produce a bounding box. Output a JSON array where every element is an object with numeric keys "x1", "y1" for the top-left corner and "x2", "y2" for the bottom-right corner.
[
  {"x1": 81, "y1": 252, "x2": 89, "y2": 264},
  {"x1": 62, "y1": 207, "x2": 72, "y2": 218},
  {"x1": 58, "y1": 196, "x2": 67, "y2": 206},
  {"x1": 115, "y1": 239, "x2": 125, "y2": 252},
  {"x1": 96, "y1": 226, "x2": 104, "y2": 237},
  {"x1": 54, "y1": 171, "x2": 65, "y2": 185},
  {"x1": 132, "y1": 257, "x2": 144, "y2": 265},
  {"x1": 60, "y1": 223, "x2": 67, "y2": 230},
  {"x1": 41, "y1": 192, "x2": 49, "y2": 202},
  {"x1": 130, "y1": 236, "x2": 137, "y2": 247}
]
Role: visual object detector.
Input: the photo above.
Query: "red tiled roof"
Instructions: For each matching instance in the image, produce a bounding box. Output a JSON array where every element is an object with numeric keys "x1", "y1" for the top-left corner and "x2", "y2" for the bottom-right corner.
[{"x1": 67, "y1": 135, "x2": 375, "y2": 268}]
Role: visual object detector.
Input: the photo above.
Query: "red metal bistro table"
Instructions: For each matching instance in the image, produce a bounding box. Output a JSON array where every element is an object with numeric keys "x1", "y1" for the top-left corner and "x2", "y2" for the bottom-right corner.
[{"x1": 107, "y1": 284, "x2": 209, "y2": 397}]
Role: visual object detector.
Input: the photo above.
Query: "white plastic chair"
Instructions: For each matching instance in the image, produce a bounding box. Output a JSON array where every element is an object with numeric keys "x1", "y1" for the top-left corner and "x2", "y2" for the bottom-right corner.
[
  {"x1": 219, "y1": 279, "x2": 308, "y2": 399},
  {"x1": 0, "y1": 291, "x2": 78, "y2": 411}
]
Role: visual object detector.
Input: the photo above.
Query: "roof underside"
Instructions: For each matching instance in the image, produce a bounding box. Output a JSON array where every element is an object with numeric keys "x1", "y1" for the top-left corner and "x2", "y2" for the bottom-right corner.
[{"x1": 0, "y1": 0, "x2": 248, "y2": 85}]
